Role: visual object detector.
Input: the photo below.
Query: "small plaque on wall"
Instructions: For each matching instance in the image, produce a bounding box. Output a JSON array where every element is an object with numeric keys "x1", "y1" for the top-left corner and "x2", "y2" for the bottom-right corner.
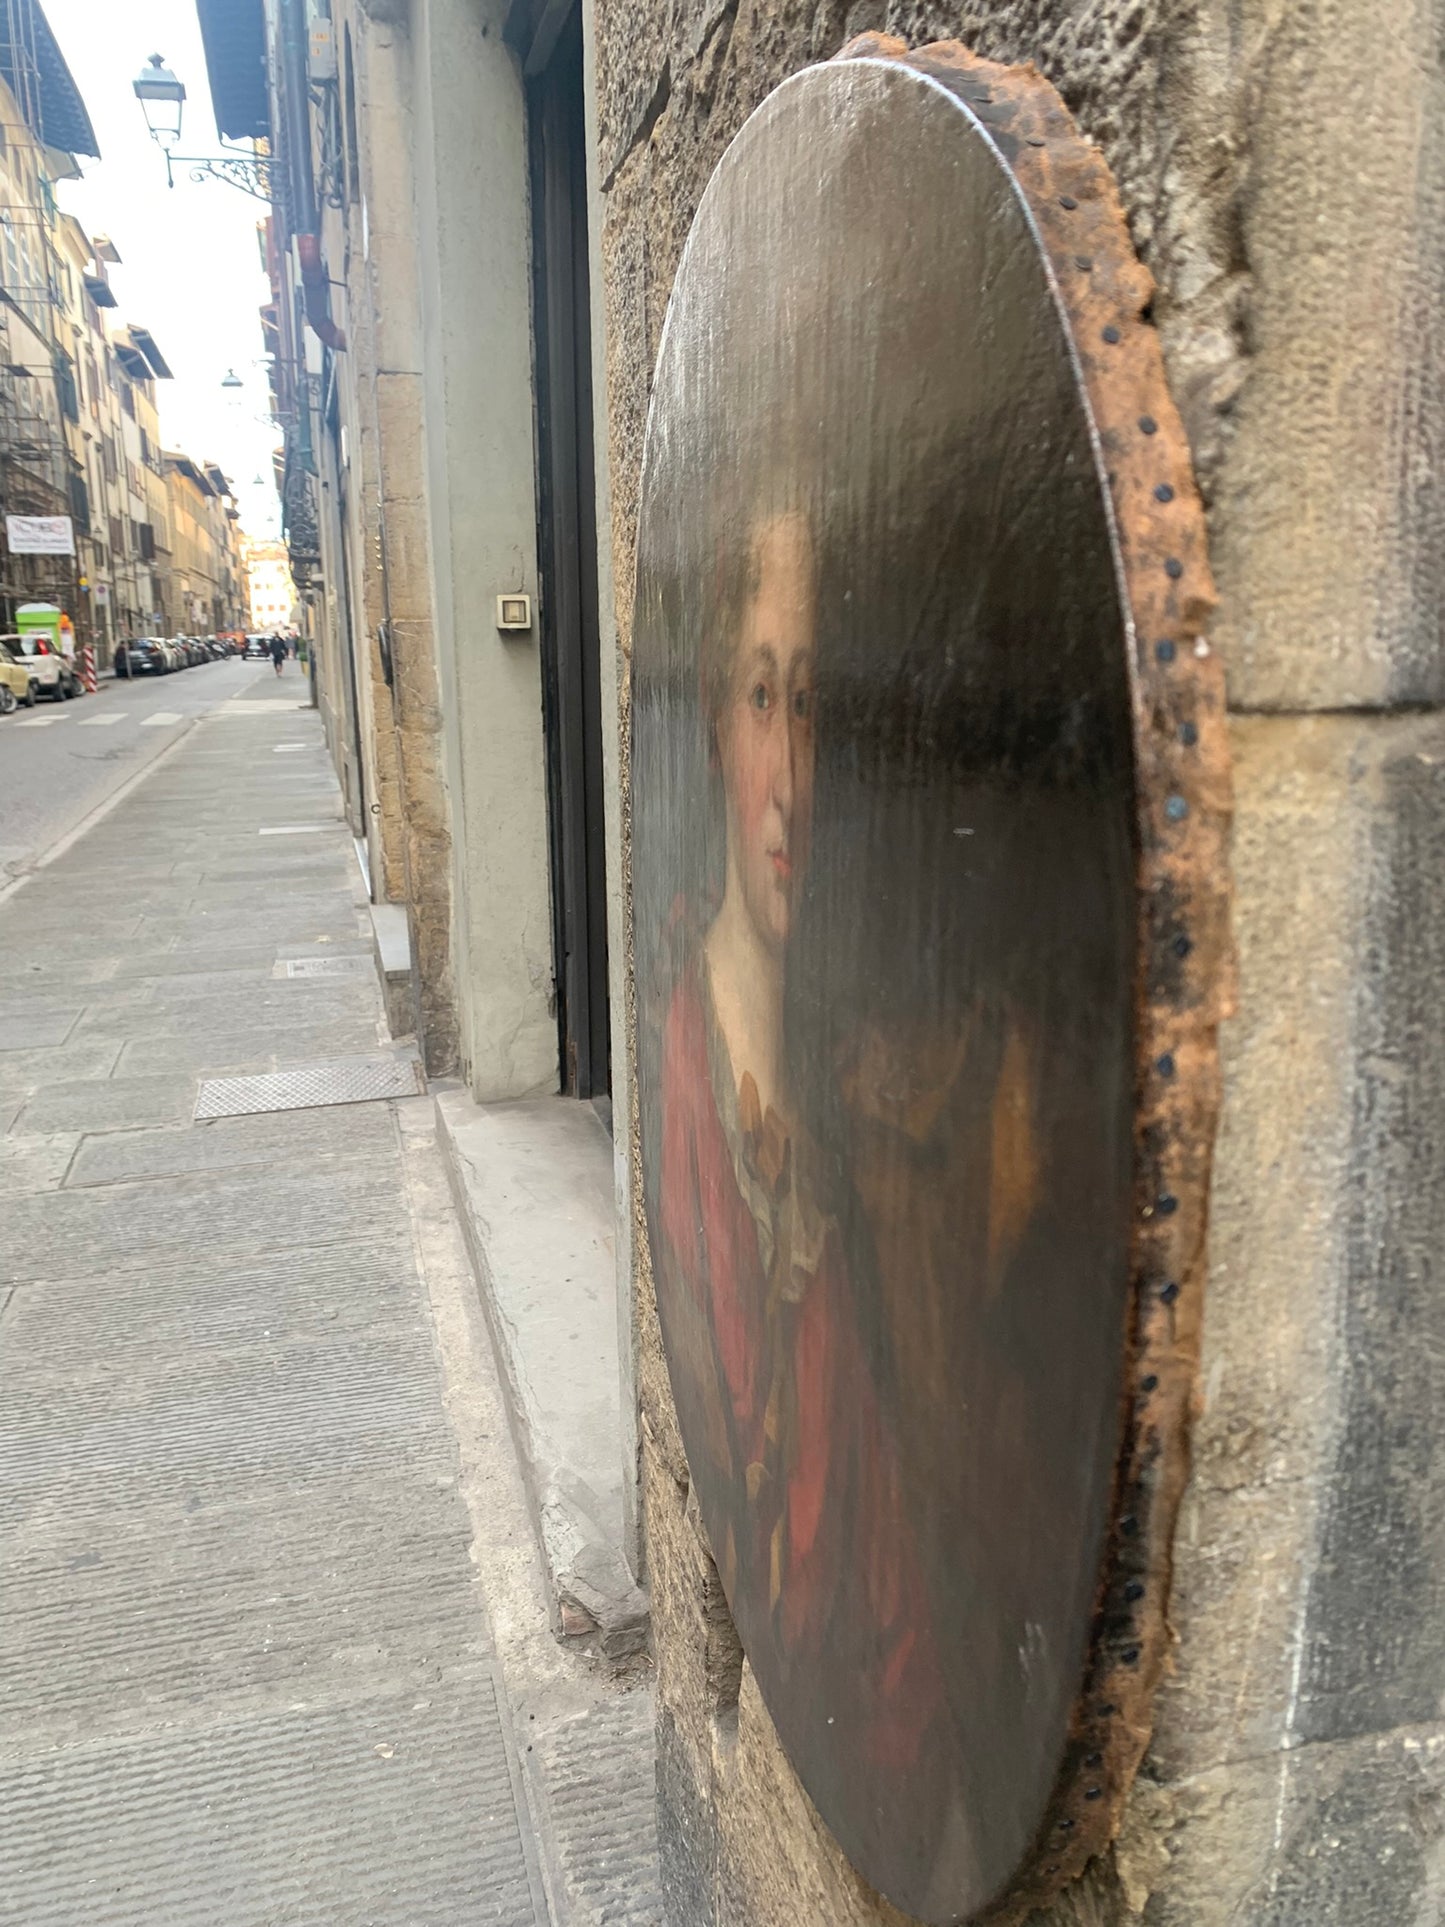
[{"x1": 631, "y1": 36, "x2": 1230, "y2": 1925}]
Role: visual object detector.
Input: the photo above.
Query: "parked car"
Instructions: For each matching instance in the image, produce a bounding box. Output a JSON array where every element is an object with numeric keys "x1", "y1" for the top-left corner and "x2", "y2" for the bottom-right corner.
[
  {"x1": 0, "y1": 640, "x2": 34, "y2": 712},
  {"x1": 123, "y1": 638, "x2": 171, "y2": 676},
  {"x1": 242, "y1": 633, "x2": 270, "y2": 661},
  {"x1": 2, "y1": 631, "x2": 78, "y2": 700}
]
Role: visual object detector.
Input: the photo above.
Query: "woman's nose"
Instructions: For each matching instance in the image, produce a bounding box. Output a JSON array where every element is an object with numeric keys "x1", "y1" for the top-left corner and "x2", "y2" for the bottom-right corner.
[{"x1": 772, "y1": 722, "x2": 794, "y2": 815}]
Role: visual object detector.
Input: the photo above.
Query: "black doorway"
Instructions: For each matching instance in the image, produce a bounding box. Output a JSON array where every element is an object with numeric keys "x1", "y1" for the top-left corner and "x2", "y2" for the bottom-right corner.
[
  {"x1": 326, "y1": 368, "x2": 368, "y2": 841},
  {"x1": 527, "y1": 6, "x2": 610, "y2": 1099}
]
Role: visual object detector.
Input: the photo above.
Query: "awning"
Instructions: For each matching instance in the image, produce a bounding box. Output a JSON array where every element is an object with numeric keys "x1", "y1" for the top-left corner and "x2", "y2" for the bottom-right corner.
[
  {"x1": 0, "y1": 0, "x2": 98, "y2": 158},
  {"x1": 83, "y1": 274, "x2": 116, "y2": 309},
  {"x1": 194, "y1": 0, "x2": 269, "y2": 143},
  {"x1": 166, "y1": 453, "x2": 217, "y2": 498},
  {"x1": 127, "y1": 327, "x2": 173, "y2": 380}
]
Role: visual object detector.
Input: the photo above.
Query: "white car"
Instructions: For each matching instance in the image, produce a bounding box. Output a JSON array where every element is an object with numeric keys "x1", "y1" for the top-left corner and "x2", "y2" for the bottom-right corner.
[{"x1": 1, "y1": 632, "x2": 79, "y2": 701}]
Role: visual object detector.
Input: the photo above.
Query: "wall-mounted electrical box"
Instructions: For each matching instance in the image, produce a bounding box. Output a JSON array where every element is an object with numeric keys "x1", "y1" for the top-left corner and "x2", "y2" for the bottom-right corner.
[
  {"x1": 308, "y1": 20, "x2": 337, "y2": 82},
  {"x1": 496, "y1": 593, "x2": 532, "y2": 633}
]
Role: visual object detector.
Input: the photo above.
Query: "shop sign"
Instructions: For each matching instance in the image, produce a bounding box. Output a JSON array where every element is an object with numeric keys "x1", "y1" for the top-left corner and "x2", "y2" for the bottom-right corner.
[{"x1": 5, "y1": 514, "x2": 75, "y2": 555}]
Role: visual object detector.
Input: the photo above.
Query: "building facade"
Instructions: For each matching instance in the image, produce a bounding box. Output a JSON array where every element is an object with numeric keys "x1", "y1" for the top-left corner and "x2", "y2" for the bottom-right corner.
[
  {"x1": 0, "y1": 9, "x2": 246, "y2": 667},
  {"x1": 0, "y1": 41, "x2": 94, "y2": 648},
  {"x1": 163, "y1": 453, "x2": 245, "y2": 636},
  {"x1": 195, "y1": 0, "x2": 1445, "y2": 1922},
  {"x1": 240, "y1": 533, "x2": 295, "y2": 630}
]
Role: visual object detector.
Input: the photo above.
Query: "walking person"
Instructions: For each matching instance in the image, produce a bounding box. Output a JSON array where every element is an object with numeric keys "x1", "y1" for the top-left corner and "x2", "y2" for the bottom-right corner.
[{"x1": 269, "y1": 633, "x2": 287, "y2": 677}]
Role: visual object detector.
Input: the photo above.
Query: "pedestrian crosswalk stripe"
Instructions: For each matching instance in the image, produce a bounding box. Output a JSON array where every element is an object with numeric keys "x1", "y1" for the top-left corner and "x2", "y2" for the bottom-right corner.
[
  {"x1": 15, "y1": 713, "x2": 64, "y2": 726},
  {"x1": 77, "y1": 713, "x2": 125, "y2": 726},
  {"x1": 258, "y1": 824, "x2": 330, "y2": 835},
  {"x1": 140, "y1": 711, "x2": 183, "y2": 726}
]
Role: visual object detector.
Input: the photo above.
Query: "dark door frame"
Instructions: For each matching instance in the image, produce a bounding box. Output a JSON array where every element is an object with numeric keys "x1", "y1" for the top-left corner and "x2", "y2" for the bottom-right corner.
[
  {"x1": 325, "y1": 361, "x2": 369, "y2": 843},
  {"x1": 526, "y1": 4, "x2": 610, "y2": 1099}
]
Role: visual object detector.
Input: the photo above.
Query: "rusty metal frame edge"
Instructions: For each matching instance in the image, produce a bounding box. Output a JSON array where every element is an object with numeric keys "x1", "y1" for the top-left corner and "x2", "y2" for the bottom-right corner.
[{"x1": 832, "y1": 35, "x2": 1235, "y2": 1922}]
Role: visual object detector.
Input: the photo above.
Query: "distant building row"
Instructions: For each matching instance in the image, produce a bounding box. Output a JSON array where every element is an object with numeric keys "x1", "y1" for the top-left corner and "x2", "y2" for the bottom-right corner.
[{"x1": 0, "y1": 31, "x2": 247, "y2": 662}]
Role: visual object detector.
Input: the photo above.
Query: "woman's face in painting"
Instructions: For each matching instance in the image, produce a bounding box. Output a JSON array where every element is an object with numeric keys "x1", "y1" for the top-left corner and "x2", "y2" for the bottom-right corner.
[{"x1": 716, "y1": 513, "x2": 816, "y2": 957}]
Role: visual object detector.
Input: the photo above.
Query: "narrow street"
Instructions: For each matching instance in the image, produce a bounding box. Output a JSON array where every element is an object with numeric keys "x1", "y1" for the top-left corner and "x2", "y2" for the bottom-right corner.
[{"x1": 0, "y1": 677, "x2": 659, "y2": 1925}]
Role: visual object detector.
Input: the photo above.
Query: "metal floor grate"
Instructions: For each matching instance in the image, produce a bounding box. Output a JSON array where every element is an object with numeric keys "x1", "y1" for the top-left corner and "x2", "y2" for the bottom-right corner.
[{"x1": 195, "y1": 1054, "x2": 425, "y2": 1120}]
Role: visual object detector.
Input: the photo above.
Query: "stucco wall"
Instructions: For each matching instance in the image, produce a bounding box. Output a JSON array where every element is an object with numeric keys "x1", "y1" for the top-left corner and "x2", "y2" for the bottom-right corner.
[
  {"x1": 409, "y1": 0, "x2": 559, "y2": 1103},
  {"x1": 592, "y1": 0, "x2": 1445, "y2": 1920}
]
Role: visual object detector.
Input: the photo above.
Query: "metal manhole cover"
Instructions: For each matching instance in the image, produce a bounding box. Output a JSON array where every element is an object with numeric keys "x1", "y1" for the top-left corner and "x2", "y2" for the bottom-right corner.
[
  {"x1": 195, "y1": 1054, "x2": 425, "y2": 1120},
  {"x1": 272, "y1": 955, "x2": 374, "y2": 980}
]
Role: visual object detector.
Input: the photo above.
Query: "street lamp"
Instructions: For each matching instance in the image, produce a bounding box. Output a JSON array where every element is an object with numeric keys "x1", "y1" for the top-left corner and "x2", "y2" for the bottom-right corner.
[
  {"x1": 132, "y1": 54, "x2": 270, "y2": 201},
  {"x1": 133, "y1": 54, "x2": 185, "y2": 147},
  {"x1": 220, "y1": 369, "x2": 245, "y2": 390}
]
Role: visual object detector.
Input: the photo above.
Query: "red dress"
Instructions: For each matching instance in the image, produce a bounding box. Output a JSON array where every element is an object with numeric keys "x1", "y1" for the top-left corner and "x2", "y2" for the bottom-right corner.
[{"x1": 654, "y1": 958, "x2": 944, "y2": 1787}]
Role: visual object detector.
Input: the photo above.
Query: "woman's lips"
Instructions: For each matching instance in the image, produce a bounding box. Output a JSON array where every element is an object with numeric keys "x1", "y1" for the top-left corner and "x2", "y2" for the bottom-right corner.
[{"x1": 770, "y1": 850, "x2": 792, "y2": 882}]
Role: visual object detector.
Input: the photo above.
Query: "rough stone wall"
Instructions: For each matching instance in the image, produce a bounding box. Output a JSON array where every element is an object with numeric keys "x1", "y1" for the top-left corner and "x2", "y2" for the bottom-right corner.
[
  {"x1": 332, "y1": 128, "x2": 408, "y2": 909},
  {"x1": 344, "y1": 0, "x2": 460, "y2": 1076},
  {"x1": 594, "y1": 0, "x2": 1445, "y2": 1920}
]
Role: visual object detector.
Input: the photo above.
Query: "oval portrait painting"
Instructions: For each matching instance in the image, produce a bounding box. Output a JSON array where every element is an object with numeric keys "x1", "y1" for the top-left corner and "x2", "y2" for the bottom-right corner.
[{"x1": 632, "y1": 52, "x2": 1142, "y2": 1925}]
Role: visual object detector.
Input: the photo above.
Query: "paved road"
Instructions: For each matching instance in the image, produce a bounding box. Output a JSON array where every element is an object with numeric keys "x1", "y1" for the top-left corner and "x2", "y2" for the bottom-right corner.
[{"x1": 0, "y1": 657, "x2": 308, "y2": 883}]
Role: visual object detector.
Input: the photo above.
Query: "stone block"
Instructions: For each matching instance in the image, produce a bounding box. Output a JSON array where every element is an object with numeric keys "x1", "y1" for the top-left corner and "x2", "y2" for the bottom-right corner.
[
  {"x1": 375, "y1": 489, "x2": 435, "y2": 627},
  {"x1": 0, "y1": 1132, "x2": 80, "y2": 1195},
  {"x1": 373, "y1": 372, "x2": 429, "y2": 496},
  {"x1": 596, "y1": 0, "x2": 675, "y2": 189},
  {"x1": 1149, "y1": 714, "x2": 1445, "y2": 1793},
  {"x1": 0, "y1": 1009, "x2": 80, "y2": 1050},
  {"x1": 66, "y1": 1102, "x2": 398, "y2": 1188},
  {"x1": 1142, "y1": 1724, "x2": 1445, "y2": 1927},
  {"x1": 0, "y1": 1041, "x2": 123, "y2": 1097},
  {"x1": 436, "y1": 1090, "x2": 648, "y2": 1654},
  {"x1": 1207, "y1": 0, "x2": 1445, "y2": 709},
  {"x1": 15, "y1": 1076, "x2": 197, "y2": 1136},
  {"x1": 369, "y1": 900, "x2": 417, "y2": 1038},
  {"x1": 1, "y1": 1159, "x2": 400, "y2": 1286}
]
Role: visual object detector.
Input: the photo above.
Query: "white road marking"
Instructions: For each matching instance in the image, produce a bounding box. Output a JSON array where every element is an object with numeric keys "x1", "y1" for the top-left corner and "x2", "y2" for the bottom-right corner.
[
  {"x1": 216, "y1": 699, "x2": 311, "y2": 715},
  {"x1": 273, "y1": 744, "x2": 307, "y2": 753},
  {"x1": 77, "y1": 713, "x2": 125, "y2": 726},
  {"x1": 15, "y1": 713, "x2": 65, "y2": 726},
  {"x1": 139, "y1": 711, "x2": 183, "y2": 726},
  {"x1": 258, "y1": 824, "x2": 330, "y2": 835}
]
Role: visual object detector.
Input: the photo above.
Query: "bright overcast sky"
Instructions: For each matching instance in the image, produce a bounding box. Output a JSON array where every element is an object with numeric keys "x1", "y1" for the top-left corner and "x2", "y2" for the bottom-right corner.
[{"x1": 43, "y1": 0, "x2": 281, "y2": 539}]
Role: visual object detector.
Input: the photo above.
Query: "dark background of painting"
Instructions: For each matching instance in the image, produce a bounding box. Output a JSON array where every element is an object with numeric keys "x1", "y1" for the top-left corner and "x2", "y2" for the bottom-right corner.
[{"x1": 632, "y1": 59, "x2": 1138, "y2": 1919}]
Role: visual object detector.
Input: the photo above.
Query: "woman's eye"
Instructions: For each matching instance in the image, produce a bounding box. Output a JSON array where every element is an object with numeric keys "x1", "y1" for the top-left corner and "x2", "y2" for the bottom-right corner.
[
  {"x1": 792, "y1": 689, "x2": 812, "y2": 720},
  {"x1": 749, "y1": 682, "x2": 770, "y2": 711}
]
